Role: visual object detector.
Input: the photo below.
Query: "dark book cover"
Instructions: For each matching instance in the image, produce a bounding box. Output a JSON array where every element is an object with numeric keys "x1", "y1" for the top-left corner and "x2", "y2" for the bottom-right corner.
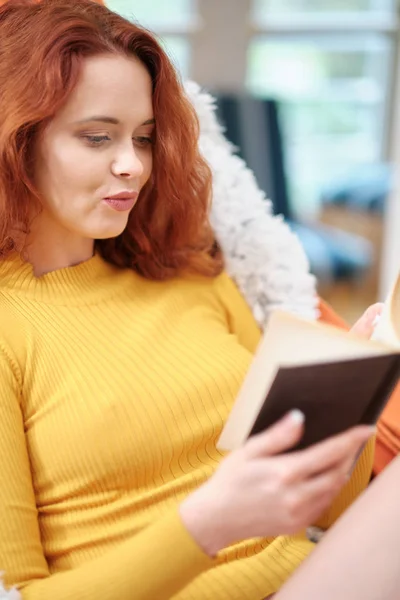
[{"x1": 249, "y1": 353, "x2": 400, "y2": 450}]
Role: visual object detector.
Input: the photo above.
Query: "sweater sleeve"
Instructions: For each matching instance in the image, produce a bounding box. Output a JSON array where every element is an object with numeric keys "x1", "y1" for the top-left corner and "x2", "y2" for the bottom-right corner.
[{"x1": 0, "y1": 347, "x2": 214, "y2": 600}]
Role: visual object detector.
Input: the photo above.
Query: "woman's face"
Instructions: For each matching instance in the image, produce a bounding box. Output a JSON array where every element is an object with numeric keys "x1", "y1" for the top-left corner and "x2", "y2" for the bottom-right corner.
[{"x1": 33, "y1": 53, "x2": 154, "y2": 242}]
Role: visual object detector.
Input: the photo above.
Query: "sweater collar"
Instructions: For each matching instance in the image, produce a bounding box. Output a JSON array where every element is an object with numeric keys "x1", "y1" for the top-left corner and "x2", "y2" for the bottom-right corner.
[{"x1": 0, "y1": 252, "x2": 133, "y2": 305}]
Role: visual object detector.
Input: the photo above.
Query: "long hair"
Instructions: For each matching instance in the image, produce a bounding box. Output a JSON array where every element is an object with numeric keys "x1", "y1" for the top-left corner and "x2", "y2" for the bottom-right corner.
[{"x1": 0, "y1": 0, "x2": 223, "y2": 279}]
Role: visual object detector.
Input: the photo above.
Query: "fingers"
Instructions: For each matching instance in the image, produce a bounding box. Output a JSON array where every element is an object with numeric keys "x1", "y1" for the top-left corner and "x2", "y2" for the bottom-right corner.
[
  {"x1": 245, "y1": 415, "x2": 373, "y2": 470},
  {"x1": 245, "y1": 410, "x2": 305, "y2": 458},
  {"x1": 350, "y1": 303, "x2": 384, "y2": 339},
  {"x1": 289, "y1": 469, "x2": 350, "y2": 531},
  {"x1": 298, "y1": 463, "x2": 349, "y2": 502},
  {"x1": 277, "y1": 470, "x2": 348, "y2": 535},
  {"x1": 287, "y1": 425, "x2": 374, "y2": 480}
]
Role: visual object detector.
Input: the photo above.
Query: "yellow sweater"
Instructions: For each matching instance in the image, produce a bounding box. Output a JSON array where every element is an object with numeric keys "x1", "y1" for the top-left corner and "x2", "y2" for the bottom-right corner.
[{"x1": 0, "y1": 253, "x2": 373, "y2": 600}]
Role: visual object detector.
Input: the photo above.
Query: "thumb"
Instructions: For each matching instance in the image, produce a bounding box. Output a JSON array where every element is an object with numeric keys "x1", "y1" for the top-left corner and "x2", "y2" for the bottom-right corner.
[
  {"x1": 245, "y1": 410, "x2": 305, "y2": 458},
  {"x1": 351, "y1": 303, "x2": 384, "y2": 339}
]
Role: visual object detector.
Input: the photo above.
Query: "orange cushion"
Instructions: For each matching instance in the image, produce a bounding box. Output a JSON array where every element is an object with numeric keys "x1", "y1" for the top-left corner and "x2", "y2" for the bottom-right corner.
[{"x1": 374, "y1": 385, "x2": 400, "y2": 474}]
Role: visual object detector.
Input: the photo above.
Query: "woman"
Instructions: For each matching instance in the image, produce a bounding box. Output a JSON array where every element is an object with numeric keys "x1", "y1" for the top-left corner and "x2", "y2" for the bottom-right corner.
[{"x1": 0, "y1": 1, "x2": 377, "y2": 598}]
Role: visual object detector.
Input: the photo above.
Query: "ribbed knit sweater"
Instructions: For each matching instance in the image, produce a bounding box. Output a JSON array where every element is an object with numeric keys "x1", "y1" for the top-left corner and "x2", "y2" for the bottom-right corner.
[{"x1": 0, "y1": 252, "x2": 373, "y2": 599}]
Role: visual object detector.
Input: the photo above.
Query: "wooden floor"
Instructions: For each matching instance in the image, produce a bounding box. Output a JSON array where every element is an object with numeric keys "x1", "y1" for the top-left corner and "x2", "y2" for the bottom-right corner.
[
  {"x1": 315, "y1": 206, "x2": 383, "y2": 325},
  {"x1": 318, "y1": 277, "x2": 379, "y2": 326}
]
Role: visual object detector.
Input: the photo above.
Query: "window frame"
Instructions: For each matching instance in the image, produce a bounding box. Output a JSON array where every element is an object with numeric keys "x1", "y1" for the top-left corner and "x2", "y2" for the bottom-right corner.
[{"x1": 248, "y1": 6, "x2": 400, "y2": 161}]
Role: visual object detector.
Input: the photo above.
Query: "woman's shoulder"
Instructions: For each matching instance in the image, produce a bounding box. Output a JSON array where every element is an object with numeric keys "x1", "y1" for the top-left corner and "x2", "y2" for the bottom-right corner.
[
  {"x1": 161, "y1": 270, "x2": 260, "y2": 350},
  {"x1": 210, "y1": 272, "x2": 262, "y2": 353},
  {"x1": 174, "y1": 270, "x2": 248, "y2": 311}
]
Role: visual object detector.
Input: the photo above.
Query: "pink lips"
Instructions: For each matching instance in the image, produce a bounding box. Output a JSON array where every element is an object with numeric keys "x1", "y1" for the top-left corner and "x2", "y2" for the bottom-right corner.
[{"x1": 103, "y1": 191, "x2": 139, "y2": 212}]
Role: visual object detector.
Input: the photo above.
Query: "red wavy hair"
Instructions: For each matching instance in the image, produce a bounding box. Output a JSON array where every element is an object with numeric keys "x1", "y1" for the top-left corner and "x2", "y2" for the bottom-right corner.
[{"x1": 0, "y1": 0, "x2": 223, "y2": 279}]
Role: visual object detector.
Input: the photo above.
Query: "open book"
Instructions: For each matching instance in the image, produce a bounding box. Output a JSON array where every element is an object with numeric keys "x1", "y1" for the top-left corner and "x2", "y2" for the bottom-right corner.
[{"x1": 218, "y1": 273, "x2": 400, "y2": 452}]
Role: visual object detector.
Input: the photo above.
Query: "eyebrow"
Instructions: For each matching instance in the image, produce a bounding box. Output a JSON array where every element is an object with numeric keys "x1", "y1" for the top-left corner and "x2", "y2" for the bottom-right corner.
[{"x1": 75, "y1": 116, "x2": 155, "y2": 126}]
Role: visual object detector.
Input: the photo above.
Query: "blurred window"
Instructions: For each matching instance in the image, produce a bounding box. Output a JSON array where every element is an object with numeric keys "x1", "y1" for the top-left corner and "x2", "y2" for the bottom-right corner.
[
  {"x1": 104, "y1": 0, "x2": 197, "y2": 77},
  {"x1": 248, "y1": 0, "x2": 398, "y2": 216}
]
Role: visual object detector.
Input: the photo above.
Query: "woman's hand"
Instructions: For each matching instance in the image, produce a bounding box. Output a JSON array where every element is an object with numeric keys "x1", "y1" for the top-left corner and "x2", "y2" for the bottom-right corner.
[
  {"x1": 180, "y1": 411, "x2": 374, "y2": 557},
  {"x1": 350, "y1": 303, "x2": 383, "y2": 338}
]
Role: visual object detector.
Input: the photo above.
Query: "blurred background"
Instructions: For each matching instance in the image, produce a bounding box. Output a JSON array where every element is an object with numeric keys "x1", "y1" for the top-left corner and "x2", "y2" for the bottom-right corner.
[{"x1": 106, "y1": 0, "x2": 399, "y2": 322}]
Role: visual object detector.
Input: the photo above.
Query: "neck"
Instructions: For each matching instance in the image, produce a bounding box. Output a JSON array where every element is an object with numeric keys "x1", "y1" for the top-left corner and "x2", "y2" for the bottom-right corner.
[{"x1": 25, "y1": 212, "x2": 95, "y2": 277}]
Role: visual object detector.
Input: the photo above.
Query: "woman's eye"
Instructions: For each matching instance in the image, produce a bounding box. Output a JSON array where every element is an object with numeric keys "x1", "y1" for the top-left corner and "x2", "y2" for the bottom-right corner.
[
  {"x1": 133, "y1": 136, "x2": 153, "y2": 147},
  {"x1": 82, "y1": 134, "x2": 111, "y2": 147}
]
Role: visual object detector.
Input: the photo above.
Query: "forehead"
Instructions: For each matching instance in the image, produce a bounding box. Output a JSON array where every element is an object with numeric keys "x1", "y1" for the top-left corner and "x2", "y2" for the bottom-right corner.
[{"x1": 54, "y1": 53, "x2": 153, "y2": 125}]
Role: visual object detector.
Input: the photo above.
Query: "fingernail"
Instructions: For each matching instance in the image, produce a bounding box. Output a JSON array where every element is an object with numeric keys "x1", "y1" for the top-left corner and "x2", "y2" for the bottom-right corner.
[
  {"x1": 372, "y1": 315, "x2": 381, "y2": 328},
  {"x1": 369, "y1": 425, "x2": 377, "y2": 436},
  {"x1": 289, "y1": 409, "x2": 305, "y2": 425}
]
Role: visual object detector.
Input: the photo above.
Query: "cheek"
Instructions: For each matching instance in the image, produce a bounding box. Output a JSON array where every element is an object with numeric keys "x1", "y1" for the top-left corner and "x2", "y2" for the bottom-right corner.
[
  {"x1": 49, "y1": 144, "x2": 106, "y2": 196},
  {"x1": 40, "y1": 143, "x2": 86, "y2": 190}
]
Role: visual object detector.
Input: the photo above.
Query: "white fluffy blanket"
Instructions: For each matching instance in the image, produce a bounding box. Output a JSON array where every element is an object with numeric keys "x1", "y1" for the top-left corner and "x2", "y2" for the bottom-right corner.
[{"x1": 185, "y1": 81, "x2": 318, "y2": 327}]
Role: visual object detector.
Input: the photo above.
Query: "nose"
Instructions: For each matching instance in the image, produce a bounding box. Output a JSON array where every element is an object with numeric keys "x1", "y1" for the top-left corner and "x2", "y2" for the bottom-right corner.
[{"x1": 111, "y1": 146, "x2": 144, "y2": 179}]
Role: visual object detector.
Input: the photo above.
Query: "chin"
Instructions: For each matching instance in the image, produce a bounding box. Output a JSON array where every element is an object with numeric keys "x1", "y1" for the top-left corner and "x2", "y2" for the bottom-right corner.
[{"x1": 90, "y1": 216, "x2": 130, "y2": 240}]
